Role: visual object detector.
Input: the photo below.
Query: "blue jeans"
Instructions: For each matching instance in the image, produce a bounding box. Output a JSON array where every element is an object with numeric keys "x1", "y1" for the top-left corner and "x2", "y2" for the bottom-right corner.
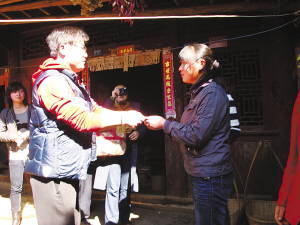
[
  {"x1": 190, "y1": 172, "x2": 233, "y2": 225},
  {"x1": 9, "y1": 160, "x2": 25, "y2": 213},
  {"x1": 105, "y1": 152, "x2": 132, "y2": 225}
]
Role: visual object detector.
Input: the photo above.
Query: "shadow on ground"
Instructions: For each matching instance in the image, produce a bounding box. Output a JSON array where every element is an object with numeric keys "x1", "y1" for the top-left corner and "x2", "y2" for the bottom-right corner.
[{"x1": 89, "y1": 199, "x2": 195, "y2": 225}]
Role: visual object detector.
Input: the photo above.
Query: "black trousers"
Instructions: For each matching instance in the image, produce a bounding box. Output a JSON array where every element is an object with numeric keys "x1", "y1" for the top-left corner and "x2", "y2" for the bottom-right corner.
[{"x1": 30, "y1": 175, "x2": 81, "y2": 225}]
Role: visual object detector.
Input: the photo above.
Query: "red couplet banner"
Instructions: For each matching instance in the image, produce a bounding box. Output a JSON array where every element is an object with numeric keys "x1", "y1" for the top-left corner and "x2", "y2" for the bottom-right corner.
[
  {"x1": 81, "y1": 64, "x2": 90, "y2": 94},
  {"x1": 162, "y1": 52, "x2": 176, "y2": 119}
]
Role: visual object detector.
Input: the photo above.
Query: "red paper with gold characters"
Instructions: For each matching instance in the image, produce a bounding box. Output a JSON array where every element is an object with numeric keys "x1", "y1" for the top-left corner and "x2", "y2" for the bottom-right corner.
[
  {"x1": 118, "y1": 45, "x2": 134, "y2": 56},
  {"x1": 4, "y1": 69, "x2": 9, "y2": 88},
  {"x1": 163, "y1": 51, "x2": 176, "y2": 119},
  {"x1": 81, "y1": 64, "x2": 90, "y2": 94}
]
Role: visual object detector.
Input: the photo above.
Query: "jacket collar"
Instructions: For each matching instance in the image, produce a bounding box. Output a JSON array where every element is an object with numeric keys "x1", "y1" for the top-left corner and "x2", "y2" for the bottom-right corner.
[{"x1": 188, "y1": 75, "x2": 213, "y2": 100}]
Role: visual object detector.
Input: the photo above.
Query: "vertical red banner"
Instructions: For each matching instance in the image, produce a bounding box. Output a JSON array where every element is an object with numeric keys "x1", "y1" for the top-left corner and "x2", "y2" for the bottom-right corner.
[
  {"x1": 163, "y1": 51, "x2": 176, "y2": 119},
  {"x1": 4, "y1": 69, "x2": 9, "y2": 88},
  {"x1": 81, "y1": 64, "x2": 90, "y2": 94},
  {"x1": 296, "y1": 47, "x2": 300, "y2": 91}
]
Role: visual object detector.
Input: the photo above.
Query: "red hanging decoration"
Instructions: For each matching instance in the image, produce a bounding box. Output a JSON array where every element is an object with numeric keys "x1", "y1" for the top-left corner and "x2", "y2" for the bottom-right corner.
[{"x1": 109, "y1": 0, "x2": 144, "y2": 26}]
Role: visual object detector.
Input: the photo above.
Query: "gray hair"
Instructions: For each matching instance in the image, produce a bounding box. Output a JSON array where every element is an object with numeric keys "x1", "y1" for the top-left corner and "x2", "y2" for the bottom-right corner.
[
  {"x1": 178, "y1": 44, "x2": 214, "y2": 73},
  {"x1": 46, "y1": 26, "x2": 89, "y2": 57}
]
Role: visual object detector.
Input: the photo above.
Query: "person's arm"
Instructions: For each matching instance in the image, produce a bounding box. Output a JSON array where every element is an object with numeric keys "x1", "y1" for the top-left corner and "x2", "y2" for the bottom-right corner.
[
  {"x1": 227, "y1": 94, "x2": 241, "y2": 144},
  {"x1": 0, "y1": 109, "x2": 24, "y2": 143},
  {"x1": 275, "y1": 93, "x2": 300, "y2": 225},
  {"x1": 103, "y1": 98, "x2": 115, "y2": 109},
  {"x1": 146, "y1": 87, "x2": 227, "y2": 147},
  {"x1": 277, "y1": 95, "x2": 300, "y2": 204},
  {"x1": 38, "y1": 76, "x2": 144, "y2": 132},
  {"x1": 136, "y1": 122, "x2": 147, "y2": 138},
  {"x1": 0, "y1": 109, "x2": 10, "y2": 142},
  {"x1": 129, "y1": 102, "x2": 147, "y2": 140}
]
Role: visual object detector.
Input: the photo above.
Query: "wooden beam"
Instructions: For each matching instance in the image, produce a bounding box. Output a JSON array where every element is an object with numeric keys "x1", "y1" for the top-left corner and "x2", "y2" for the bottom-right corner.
[
  {"x1": 0, "y1": 0, "x2": 111, "y2": 13},
  {"x1": 0, "y1": 12, "x2": 11, "y2": 19},
  {"x1": 174, "y1": 0, "x2": 180, "y2": 7},
  {"x1": 39, "y1": 8, "x2": 50, "y2": 16},
  {"x1": 0, "y1": 0, "x2": 74, "y2": 12},
  {"x1": 21, "y1": 10, "x2": 31, "y2": 18},
  {"x1": 0, "y1": 1, "x2": 297, "y2": 25},
  {"x1": 59, "y1": 6, "x2": 69, "y2": 14},
  {"x1": 137, "y1": 2, "x2": 280, "y2": 15},
  {"x1": 0, "y1": 0, "x2": 25, "y2": 7}
]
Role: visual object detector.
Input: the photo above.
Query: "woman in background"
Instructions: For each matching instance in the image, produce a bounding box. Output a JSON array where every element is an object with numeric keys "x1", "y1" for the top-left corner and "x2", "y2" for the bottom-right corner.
[{"x1": 0, "y1": 82, "x2": 32, "y2": 225}]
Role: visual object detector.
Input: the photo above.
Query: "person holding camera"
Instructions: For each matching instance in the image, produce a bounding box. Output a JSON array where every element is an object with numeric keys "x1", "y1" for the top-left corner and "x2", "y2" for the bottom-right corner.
[{"x1": 93, "y1": 84, "x2": 146, "y2": 225}]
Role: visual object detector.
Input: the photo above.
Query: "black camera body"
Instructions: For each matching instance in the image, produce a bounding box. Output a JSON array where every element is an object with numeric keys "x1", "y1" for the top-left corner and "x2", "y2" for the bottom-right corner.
[{"x1": 119, "y1": 87, "x2": 127, "y2": 96}]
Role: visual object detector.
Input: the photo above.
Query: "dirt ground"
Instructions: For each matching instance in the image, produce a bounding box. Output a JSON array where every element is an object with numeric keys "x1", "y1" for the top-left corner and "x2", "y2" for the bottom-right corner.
[
  {"x1": 0, "y1": 189, "x2": 195, "y2": 225},
  {"x1": 89, "y1": 199, "x2": 195, "y2": 225}
]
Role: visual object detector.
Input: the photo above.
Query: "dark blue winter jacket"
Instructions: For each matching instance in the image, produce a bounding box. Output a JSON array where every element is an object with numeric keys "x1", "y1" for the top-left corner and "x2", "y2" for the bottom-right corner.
[{"x1": 163, "y1": 80, "x2": 233, "y2": 178}]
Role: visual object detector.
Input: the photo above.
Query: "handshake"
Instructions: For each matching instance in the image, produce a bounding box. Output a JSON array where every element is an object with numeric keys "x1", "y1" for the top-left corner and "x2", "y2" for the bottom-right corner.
[{"x1": 120, "y1": 111, "x2": 166, "y2": 130}]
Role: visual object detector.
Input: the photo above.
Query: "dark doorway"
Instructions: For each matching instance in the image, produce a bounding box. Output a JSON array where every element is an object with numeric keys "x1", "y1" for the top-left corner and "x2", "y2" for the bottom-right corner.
[
  {"x1": 0, "y1": 85, "x2": 5, "y2": 111},
  {"x1": 0, "y1": 84, "x2": 8, "y2": 167},
  {"x1": 90, "y1": 63, "x2": 166, "y2": 195}
]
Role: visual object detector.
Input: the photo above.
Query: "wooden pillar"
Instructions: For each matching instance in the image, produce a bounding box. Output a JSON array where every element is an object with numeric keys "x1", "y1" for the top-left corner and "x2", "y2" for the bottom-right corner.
[
  {"x1": 8, "y1": 30, "x2": 21, "y2": 82},
  {"x1": 164, "y1": 19, "x2": 188, "y2": 197}
]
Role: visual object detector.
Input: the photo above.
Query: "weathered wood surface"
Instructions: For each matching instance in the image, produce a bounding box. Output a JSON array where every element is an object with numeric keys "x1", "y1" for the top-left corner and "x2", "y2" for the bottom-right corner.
[{"x1": 0, "y1": 1, "x2": 297, "y2": 25}]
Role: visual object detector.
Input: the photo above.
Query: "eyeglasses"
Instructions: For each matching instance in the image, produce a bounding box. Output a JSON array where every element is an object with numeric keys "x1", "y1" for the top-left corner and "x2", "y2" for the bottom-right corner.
[
  {"x1": 180, "y1": 58, "x2": 204, "y2": 69},
  {"x1": 72, "y1": 44, "x2": 87, "y2": 52},
  {"x1": 180, "y1": 61, "x2": 194, "y2": 69},
  {"x1": 64, "y1": 43, "x2": 87, "y2": 52}
]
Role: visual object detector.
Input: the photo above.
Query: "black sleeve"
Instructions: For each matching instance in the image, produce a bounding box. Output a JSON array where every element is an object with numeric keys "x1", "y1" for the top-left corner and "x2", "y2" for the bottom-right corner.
[
  {"x1": 104, "y1": 98, "x2": 115, "y2": 110},
  {"x1": 229, "y1": 129, "x2": 241, "y2": 144}
]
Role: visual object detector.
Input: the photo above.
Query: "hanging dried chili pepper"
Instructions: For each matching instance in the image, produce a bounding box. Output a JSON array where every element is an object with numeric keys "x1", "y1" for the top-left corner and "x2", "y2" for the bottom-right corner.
[{"x1": 110, "y1": 0, "x2": 144, "y2": 26}]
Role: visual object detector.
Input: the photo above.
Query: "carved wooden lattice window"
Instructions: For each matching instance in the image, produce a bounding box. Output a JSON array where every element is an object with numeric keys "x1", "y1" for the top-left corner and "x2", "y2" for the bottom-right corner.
[
  {"x1": 21, "y1": 20, "x2": 170, "y2": 60},
  {"x1": 216, "y1": 49, "x2": 263, "y2": 127},
  {"x1": 22, "y1": 33, "x2": 49, "y2": 60},
  {"x1": 185, "y1": 49, "x2": 263, "y2": 127}
]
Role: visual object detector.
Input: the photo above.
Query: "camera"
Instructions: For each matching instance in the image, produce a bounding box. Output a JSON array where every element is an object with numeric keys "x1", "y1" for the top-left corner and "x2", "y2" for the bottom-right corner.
[{"x1": 118, "y1": 87, "x2": 127, "y2": 96}]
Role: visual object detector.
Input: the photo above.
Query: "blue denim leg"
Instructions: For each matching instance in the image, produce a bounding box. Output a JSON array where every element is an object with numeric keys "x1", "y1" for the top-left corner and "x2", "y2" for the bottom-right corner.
[
  {"x1": 190, "y1": 172, "x2": 233, "y2": 225},
  {"x1": 105, "y1": 163, "x2": 121, "y2": 225},
  {"x1": 9, "y1": 160, "x2": 25, "y2": 213},
  {"x1": 119, "y1": 150, "x2": 132, "y2": 224}
]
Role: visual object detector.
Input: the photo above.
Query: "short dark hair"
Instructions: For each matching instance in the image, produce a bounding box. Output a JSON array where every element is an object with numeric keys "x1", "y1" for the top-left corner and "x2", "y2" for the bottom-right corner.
[
  {"x1": 5, "y1": 82, "x2": 28, "y2": 108},
  {"x1": 46, "y1": 26, "x2": 89, "y2": 57}
]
